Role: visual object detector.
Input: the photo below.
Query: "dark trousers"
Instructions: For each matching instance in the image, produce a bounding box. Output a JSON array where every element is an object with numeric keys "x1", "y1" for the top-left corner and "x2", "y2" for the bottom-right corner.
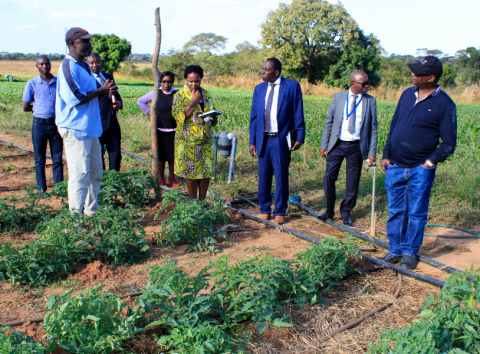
[
  {"x1": 323, "y1": 140, "x2": 363, "y2": 217},
  {"x1": 31, "y1": 117, "x2": 64, "y2": 192},
  {"x1": 99, "y1": 118, "x2": 122, "y2": 171},
  {"x1": 258, "y1": 136, "x2": 291, "y2": 216}
]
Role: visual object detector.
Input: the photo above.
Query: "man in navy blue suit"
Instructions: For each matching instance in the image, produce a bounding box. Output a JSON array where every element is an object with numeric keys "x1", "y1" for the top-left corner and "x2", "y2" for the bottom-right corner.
[
  {"x1": 86, "y1": 52, "x2": 123, "y2": 171},
  {"x1": 249, "y1": 58, "x2": 306, "y2": 224}
]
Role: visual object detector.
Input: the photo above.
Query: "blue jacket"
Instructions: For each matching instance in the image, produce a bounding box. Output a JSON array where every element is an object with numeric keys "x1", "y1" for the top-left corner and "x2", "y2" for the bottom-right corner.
[{"x1": 249, "y1": 77, "x2": 305, "y2": 155}]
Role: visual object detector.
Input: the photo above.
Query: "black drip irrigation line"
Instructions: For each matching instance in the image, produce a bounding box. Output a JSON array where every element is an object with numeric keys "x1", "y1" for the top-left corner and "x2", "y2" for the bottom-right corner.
[
  {"x1": 0, "y1": 153, "x2": 33, "y2": 159},
  {"x1": 288, "y1": 199, "x2": 474, "y2": 281},
  {"x1": 0, "y1": 137, "x2": 66, "y2": 162},
  {"x1": 234, "y1": 207, "x2": 446, "y2": 288},
  {"x1": 0, "y1": 184, "x2": 55, "y2": 192},
  {"x1": 121, "y1": 149, "x2": 150, "y2": 164}
]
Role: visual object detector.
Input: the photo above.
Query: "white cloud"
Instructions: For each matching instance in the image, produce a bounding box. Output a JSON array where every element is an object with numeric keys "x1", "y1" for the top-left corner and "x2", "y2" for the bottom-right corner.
[
  {"x1": 13, "y1": 24, "x2": 36, "y2": 30},
  {"x1": 49, "y1": 11, "x2": 102, "y2": 19},
  {"x1": 380, "y1": 18, "x2": 395, "y2": 22},
  {"x1": 12, "y1": 0, "x2": 40, "y2": 10}
]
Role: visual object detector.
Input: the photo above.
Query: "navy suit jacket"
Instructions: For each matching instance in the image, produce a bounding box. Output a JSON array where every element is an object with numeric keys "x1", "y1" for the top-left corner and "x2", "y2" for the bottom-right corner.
[
  {"x1": 249, "y1": 77, "x2": 306, "y2": 156},
  {"x1": 97, "y1": 72, "x2": 122, "y2": 132}
]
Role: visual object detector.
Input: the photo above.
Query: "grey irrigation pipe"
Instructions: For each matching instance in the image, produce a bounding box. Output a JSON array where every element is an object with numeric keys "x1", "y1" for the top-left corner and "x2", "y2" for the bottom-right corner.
[
  {"x1": 234, "y1": 207, "x2": 446, "y2": 288},
  {"x1": 287, "y1": 195, "x2": 474, "y2": 281}
]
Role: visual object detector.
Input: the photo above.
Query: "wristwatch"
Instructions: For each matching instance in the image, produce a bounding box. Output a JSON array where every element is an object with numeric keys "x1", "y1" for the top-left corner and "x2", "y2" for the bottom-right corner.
[{"x1": 425, "y1": 159, "x2": 436, "y2": 169}]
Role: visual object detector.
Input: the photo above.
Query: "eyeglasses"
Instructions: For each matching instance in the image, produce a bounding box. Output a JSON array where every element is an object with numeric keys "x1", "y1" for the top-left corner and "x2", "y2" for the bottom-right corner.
[
  {"x1": 352, "y1": 81, "x2": 370, "y2": 87},
  {"x1": 161, "y1": 80, "x2": 173, "y2": 83}
]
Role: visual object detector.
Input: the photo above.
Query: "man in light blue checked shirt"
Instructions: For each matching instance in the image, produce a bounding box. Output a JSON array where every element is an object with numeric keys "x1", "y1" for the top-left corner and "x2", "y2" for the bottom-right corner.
[
  {"x1": 56, "y1": 27, "x2": 117, "y2": 216},
  {"x1": 22, "y1": 55, "x2": 64, "y2": 193}
]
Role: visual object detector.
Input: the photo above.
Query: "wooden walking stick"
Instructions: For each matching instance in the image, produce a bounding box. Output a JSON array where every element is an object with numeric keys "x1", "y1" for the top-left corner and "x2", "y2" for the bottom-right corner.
[{"x1": 150, "y1": 7, "x2": 162, "y2": 181}]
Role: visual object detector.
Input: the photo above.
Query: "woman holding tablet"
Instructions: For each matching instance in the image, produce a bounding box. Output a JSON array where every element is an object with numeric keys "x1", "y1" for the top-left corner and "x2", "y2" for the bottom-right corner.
[{"x1": 172, "y1": 65, "x2": 218, "y2": 200}]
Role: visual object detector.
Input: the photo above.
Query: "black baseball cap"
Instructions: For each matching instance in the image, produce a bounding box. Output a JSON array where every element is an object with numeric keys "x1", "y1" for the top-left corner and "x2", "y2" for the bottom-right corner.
[
  {"x1": 407, "y1": 55, "x2": 443, "y2": 79},
  {"x1": 65, "y1": 27, "x2": 96, "y2": 44}
]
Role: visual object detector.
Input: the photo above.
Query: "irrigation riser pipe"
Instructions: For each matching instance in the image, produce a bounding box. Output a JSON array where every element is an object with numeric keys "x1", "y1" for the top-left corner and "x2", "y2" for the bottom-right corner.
[
  {"x1": 288, "y1": 198, "x2": 473, "y2": 281},
  {"x1": 235, "y1": 208, "x2": 446, "y2": 288}
]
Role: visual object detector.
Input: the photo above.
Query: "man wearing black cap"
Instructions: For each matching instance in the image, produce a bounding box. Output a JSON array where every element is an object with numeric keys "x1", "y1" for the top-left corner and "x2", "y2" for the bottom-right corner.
[
  {"x1": 380, "y1": 56, "x2": 457, "y2": 269},
  {"x1": 56, "y1": 27, "x2": 117, "y2": 216}
]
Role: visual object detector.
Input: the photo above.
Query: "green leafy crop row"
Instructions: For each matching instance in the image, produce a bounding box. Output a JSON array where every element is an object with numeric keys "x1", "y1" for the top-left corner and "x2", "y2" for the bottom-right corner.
[
  {"x1": 1, "y1": 239, "x2": 360, "y2": 353},
  {"x1": 0, "y1": 168, "x2": 159, "y2": 286},
  {"x1": 0, "y1": 168, "x2": 159, "y2": 234},
  {"x1": 369, "y1": 269, "x2": 480, "y2": 354},
  {"x1": 0, "y1": 206, "x2": 149, "y2": 286},
  {"x1": 156, "y1": 188, "x2": 231, "y2": 254}
]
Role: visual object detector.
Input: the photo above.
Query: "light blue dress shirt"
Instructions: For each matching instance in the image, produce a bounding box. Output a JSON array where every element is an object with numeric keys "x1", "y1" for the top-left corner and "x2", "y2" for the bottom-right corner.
[
  {"x1": 55, "y1": 55, "x2": 102, "y2": 140},
  {"x1": 22, "y1": 75, "x2": 57, "y2": 119}
]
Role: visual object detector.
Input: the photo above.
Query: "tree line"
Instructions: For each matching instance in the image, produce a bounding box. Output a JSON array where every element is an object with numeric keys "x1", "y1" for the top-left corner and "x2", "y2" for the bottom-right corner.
[{"x1": 2, "y1": 0, "x2": 479, "y2": 89}]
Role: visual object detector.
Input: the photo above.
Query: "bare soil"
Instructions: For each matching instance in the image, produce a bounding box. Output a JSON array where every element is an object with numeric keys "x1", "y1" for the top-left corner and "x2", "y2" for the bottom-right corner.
[{"x1": 1, "y1": 133, "x2": 478, "y2": 353}]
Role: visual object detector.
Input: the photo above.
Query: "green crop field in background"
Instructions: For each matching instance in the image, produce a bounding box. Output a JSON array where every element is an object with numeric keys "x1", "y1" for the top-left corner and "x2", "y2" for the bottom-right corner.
[{"x1": 1, "y1": 81, "x2": 479, "y2": 227}]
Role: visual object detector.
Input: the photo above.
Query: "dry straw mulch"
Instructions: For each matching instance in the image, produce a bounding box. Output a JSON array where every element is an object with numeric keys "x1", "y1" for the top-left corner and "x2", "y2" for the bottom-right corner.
[{"x1": 244, "y1": 269, "x2": 440, "y2": 354}]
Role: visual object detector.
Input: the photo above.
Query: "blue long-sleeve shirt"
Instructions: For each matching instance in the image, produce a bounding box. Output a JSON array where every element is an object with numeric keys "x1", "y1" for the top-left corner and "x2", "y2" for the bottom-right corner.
[
  {"x1": 55, "y1": 55, "x2": 102, "y2": 140},
  {"x1": 383, "y1": 86, "x2": 457, "y2": 168}
]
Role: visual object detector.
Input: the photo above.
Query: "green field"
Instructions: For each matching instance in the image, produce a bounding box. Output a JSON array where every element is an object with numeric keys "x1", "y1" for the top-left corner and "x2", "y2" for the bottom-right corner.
[{"x1": 1, "y1": 80, "x2": 479, "y2": 226}]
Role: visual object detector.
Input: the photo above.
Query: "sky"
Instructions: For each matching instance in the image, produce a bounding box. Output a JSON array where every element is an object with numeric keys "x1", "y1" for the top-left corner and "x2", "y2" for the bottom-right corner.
[{"x1": 0, "y1": 0, "x2": 478, "y2": 57}]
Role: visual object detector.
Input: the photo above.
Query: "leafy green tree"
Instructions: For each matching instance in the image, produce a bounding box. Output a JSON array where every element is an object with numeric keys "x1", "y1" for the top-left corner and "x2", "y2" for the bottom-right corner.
[
  {"x1": 260, "y1": 0, "x2": 381, "y2": 86},
  {"x1": 456, "y1": 47, "x2": 480, "y2": 84},
  {"x1": 159, "y1": 49, "x2": 194, "y2": 81},
  {"x1": 183, "y1": 33, "x2": 228, "y2": 54},
  {"x1": 91, "y1": 34, "x2": 132, "y2": 73},
  {"x1": 11, "y1": 53, "x2": 24, "y2": 60},
  {"x1": 438, "y1": 63, "x2": 457, "y2": 87},
  {"x1": 377, "y1": 56, "x2": 412, "y2": 88},
  {"x1": 227, "y1": 41, "x2": 265, "y2": 80}
]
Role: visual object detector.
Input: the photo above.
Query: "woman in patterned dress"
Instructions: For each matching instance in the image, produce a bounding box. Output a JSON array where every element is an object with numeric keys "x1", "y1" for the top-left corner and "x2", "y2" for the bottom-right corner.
[{"x1": 172, "y1": 65, "x2": 217, "y2": 200}]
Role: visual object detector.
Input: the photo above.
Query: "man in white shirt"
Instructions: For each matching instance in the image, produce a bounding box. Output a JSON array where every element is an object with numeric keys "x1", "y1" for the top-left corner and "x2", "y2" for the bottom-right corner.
[
  {"x1": 318, "y1": 70, "x2": 378, "y2": 226},
  {"x1": 249, "y1": 58, "x2": 306, "y2": 224}
]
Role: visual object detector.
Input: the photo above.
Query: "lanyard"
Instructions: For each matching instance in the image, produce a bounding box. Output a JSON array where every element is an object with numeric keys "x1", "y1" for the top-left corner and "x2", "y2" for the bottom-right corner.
[{"x1": 346, "y1": 95, "x2": 362, "y2": 120}]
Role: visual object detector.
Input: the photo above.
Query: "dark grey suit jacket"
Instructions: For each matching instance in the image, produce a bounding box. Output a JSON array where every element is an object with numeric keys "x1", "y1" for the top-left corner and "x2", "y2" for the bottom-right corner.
[{"x1": 320, "y1": 90, "x2": 378, "y2": 160}]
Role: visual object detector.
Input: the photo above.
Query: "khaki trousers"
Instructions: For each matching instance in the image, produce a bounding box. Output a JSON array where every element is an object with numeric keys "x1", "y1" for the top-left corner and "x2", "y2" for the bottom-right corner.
[{"x1": 58, "y1": 128, "x2": 103, "y2": 215}]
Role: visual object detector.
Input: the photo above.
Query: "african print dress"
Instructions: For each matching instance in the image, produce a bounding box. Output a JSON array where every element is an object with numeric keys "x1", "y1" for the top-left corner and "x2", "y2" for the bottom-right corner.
[{"x1": 172, "y1": 85, "x2": 216, "y2": 179}]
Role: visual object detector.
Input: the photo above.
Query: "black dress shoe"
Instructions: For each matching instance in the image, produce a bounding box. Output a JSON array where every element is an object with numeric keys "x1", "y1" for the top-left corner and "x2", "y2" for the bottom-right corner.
[
  {"x1": 400, "y1": 254, "x2": 418, "y2": 269},
  {"x1": 378, "y1": 253, "x2": 402, "y2": 264},
  {"x1": 316, "y1": 211, "x2": 333, "y2": 221},
  {"x1": 342, "y1": 216, "x2": 353, "y2": 226}
]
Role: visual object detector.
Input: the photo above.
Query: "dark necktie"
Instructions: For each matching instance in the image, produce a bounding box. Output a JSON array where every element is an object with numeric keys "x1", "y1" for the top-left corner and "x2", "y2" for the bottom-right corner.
[
  {"x1": 264, "y1": 83, "x2": 275, "y2": 132},
  {"x1": 96, "y1": 74, "x2": 105, "y2": 86},
  {"x1": 348, "y1": 95, "x2": 357, "y2": 134}
]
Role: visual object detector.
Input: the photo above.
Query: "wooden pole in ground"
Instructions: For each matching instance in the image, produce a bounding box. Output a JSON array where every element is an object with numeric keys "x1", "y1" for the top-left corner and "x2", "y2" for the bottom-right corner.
[{"x1": 150, "y1": 7, "x2": 162, "y2": 181}]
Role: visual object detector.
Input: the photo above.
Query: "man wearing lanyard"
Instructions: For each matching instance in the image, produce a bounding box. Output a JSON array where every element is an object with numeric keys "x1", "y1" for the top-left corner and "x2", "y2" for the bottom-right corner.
[
  {"x1": 22, "y1": 55, "x2": 64, "y2": 193},
  {"x1": 319, "y1": 70, "x2": 378, "y2": 226},
  {"x1": 86, "y1": 52, "x2": 123, "y2": 171}
]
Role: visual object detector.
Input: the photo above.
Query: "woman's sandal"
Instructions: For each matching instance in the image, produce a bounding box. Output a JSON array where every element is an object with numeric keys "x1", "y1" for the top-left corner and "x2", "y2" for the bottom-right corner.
[{"x1": 168, "y1": 177, "x2": 179, "y2": 188}]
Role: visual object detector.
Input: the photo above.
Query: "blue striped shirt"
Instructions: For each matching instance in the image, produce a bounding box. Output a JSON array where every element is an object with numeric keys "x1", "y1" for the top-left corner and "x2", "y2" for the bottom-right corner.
[
  {"x1": 22, "y1": 75, "x2": 57, "y2": 119},
  {"x1": 55, "y1": 55, "x2": 102, "y2": 140}
]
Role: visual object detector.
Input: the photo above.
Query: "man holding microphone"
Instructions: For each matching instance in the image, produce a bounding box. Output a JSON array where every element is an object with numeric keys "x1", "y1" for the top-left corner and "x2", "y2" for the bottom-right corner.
[{"x1": 56, "y1": 27, "x2": 117, "y2": 216}]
